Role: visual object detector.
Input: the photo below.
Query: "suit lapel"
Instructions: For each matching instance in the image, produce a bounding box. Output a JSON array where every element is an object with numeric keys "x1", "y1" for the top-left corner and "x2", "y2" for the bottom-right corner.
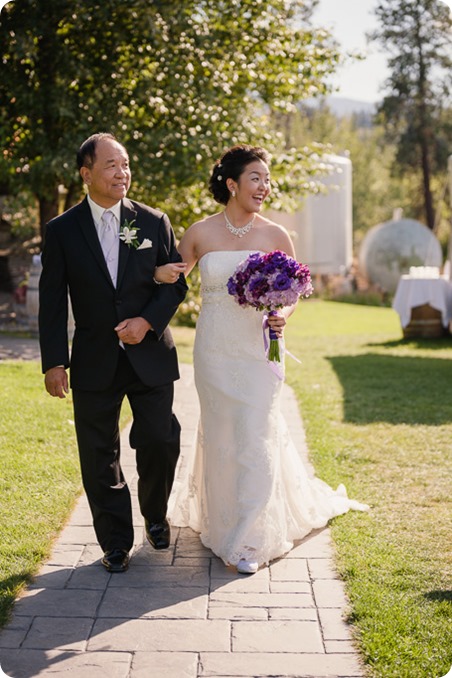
[
  {"x1": 117, "y1": 199, "x2": 137, "y2": 289},
  {"x1": 76, "y1": 198, "x2": 113, "y2": 285}
]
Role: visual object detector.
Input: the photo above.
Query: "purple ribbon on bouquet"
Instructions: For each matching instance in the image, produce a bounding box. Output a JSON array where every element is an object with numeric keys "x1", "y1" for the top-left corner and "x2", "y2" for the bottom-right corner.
[{"x1": 262, "y1": 314, "x2": 301, "y2": 381}]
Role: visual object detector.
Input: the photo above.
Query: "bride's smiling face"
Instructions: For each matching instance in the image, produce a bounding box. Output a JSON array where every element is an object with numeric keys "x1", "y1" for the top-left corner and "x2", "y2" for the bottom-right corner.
[{"x1": 233, "y1": 160, "x2": 271, "y2": 212}]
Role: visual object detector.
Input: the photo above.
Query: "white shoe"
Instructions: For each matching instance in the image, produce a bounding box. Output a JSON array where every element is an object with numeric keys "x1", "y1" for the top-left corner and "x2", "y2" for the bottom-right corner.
[{"x1": 237, "y1": 559, "x2": 259, "y2": 574}]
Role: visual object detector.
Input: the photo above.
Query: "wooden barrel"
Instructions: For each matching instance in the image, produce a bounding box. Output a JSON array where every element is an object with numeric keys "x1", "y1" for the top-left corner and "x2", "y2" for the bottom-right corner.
[
  {"x1": 25, "y1": 255, "x2": 75, "y2": 339},
  {"x1": 403, "y1": 303, "x2": 446, "y2": 339},
  {"x1": 25, "y1": 256, "x2": 42, "y2": 337}
]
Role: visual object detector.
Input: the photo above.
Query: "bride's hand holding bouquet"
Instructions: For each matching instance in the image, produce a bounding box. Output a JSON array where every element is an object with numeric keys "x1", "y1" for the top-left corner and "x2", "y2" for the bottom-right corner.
[{"x1": 227, "y1": 249, "x2": 313, "y2": 366}]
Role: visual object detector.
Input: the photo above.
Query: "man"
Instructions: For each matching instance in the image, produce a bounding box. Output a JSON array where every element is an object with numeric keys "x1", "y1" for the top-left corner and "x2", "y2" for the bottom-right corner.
[{"x1": 39, "y1": 133, "x2": 188, "y2": 573}]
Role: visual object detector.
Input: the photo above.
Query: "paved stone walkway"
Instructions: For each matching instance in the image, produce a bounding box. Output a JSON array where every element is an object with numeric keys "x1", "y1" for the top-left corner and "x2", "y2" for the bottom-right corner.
[
  {"x1": 0, "y1": 343, "x2": 365, "y2": 678},
  {"x1": 0, "y1": 335, "x2": 41, "y2": 361}
]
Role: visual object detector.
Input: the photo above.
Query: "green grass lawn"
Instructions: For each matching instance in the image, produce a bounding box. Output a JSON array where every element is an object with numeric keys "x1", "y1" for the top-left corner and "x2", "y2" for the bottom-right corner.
[
  {"x1": 0, "y1": 360, "x2": 131, "y2": 629},
  {"x1": 284, "y1": 300, "x2": 452, "y2": 678},
  {"x1": 0, "y1": 361, "x2": 81, "y2": 627},
  {"x1": 1, "y1": 302, "x2": 451, "y2": 677}
]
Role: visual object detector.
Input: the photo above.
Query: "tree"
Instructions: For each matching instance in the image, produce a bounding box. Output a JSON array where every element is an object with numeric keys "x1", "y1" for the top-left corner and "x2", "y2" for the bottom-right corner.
[
  {"x1": 1, "y1": 0, "x2": 146, "y2": 233},
  {"x1": 368, "y1": 0, "x2": 452, "y2": 230},
  {"x1": 0, "y1": 0, "x2": 341, "y2": 243}
]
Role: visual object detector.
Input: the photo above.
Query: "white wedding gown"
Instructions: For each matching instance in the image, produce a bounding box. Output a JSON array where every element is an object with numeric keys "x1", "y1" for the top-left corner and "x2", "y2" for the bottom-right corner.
[{"x1": 168, "y1": 250, "x2": 368, "y2": 566}]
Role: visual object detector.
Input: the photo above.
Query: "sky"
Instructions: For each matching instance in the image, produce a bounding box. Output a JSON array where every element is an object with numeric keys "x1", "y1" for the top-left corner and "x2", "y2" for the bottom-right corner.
[{"x1": 312, "y1": 0, "x2": 390, "y2": 103}]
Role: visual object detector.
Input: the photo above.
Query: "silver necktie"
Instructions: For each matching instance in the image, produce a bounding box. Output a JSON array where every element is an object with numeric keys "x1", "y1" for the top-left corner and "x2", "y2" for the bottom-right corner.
[{"x1": 100, "y1": 210, "x2": 118, "y2": 285}]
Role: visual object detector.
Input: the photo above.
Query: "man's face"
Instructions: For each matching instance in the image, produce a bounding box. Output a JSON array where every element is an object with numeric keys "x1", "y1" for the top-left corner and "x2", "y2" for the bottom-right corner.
[{"x1": 80, "y1": 138, "x2": 131, "y2": 207}]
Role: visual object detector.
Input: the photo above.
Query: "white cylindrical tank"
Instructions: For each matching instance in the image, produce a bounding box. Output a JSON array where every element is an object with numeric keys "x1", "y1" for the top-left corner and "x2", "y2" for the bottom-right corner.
[{"x1": 266, "y1": 154, "x2": 352, "y2": 274}]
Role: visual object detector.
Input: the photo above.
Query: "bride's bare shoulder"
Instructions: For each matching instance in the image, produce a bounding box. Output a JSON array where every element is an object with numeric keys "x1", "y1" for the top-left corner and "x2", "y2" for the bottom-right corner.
[
  {"x1": 183, "y1": 213, "x2": 223, "y2": 245},
  {"x1": 186, "y1": 212, "x2": 222, "y2": 234},
  {"x1": 256, "y1": 214, "x2": 295, "y2": 255},
  {"x1": 258, "y1": 214, "x2": 288, "y2": 233}
]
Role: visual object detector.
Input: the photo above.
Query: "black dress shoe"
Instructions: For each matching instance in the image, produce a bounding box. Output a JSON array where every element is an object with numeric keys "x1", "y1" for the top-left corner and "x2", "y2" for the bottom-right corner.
[
  {"x1": 101, "y1": 548, "x2": 130, "y2": 573},
  {"x1": 145, "y1": 518, "x2": 171, "y2": 550}
]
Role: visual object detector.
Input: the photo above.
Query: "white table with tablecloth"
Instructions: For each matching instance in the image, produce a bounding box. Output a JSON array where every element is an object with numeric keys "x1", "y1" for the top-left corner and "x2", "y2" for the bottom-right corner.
[{"x1": 392, "y1": 276, "x2": 452, "y2": 328}]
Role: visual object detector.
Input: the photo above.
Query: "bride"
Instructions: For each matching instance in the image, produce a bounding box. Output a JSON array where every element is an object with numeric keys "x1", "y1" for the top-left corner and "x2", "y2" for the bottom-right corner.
[{"x1": 157, "y1": 145, "x2": 368, "y2": 574}]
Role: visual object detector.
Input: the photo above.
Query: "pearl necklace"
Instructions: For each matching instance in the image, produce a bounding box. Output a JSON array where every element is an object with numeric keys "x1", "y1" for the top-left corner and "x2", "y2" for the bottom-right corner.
[{"x1": 224, "y1": 211, "x2": 255, "y2": 238}]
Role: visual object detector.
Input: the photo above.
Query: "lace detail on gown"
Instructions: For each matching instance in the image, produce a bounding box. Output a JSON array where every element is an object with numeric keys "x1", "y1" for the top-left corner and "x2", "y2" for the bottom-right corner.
[{"x1": 168, "y1": 250, "x2": 368, "y2": 566}]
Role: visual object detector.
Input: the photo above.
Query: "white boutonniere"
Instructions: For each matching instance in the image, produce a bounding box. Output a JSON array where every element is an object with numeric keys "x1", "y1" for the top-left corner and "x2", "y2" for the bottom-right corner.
[{"x1": 119, "y1": 219, "x2": 140, "y2": 248}]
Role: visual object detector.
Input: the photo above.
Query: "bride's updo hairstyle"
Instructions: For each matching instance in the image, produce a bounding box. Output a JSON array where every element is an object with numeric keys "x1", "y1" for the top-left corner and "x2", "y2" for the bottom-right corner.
[{"x1": 209, "y1": 145, "x2": 271, "y2": 205}]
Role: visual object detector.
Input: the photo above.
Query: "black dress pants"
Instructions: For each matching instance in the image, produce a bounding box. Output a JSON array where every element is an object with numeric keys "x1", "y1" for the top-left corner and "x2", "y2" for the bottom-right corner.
[{"x1": 72, "y1": 350, "x2": 181, "y2": 552}]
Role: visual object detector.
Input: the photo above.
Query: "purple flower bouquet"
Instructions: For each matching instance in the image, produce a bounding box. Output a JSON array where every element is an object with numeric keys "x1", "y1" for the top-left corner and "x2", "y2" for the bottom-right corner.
[{"x1": 227, "y1": 250, "x2": 313, "y2": 364}]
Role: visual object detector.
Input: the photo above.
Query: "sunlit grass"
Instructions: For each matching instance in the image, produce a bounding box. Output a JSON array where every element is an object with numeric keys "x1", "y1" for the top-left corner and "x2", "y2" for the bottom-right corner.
[
  {"x1": 285, "y1": 300, "x2": 452, "y2": 678},
  {"x1": 0, "y1": 361, "x2": 80, "y2": 627}
]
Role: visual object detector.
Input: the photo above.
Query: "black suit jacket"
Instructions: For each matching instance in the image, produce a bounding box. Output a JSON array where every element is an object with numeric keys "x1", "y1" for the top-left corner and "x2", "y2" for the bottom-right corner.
[{"x1": 39, "y1": 196, "x2": 188, "y2": 391}]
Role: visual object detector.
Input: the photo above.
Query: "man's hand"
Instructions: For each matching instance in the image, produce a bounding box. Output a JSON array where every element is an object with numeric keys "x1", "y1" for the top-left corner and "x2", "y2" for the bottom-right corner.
[
  {"x1": 115, "y1": 317, "x2": 152, "y2": 344},
  {"x1": 45, "y1": 366, "x2": 69, "y2": 398}
]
